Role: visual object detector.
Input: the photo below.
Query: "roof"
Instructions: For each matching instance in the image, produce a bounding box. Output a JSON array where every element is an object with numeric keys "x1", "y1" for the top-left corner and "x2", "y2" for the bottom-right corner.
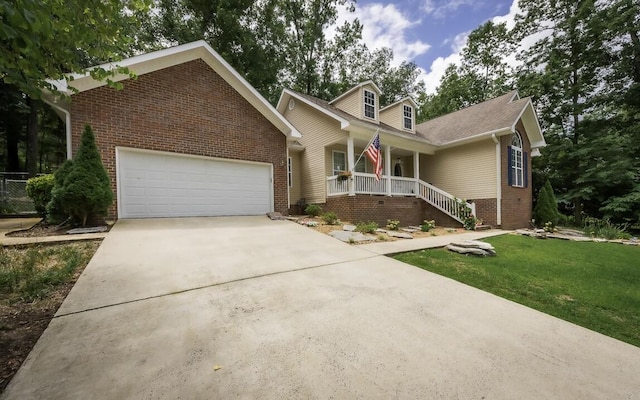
[
  {"x1": 280, "y1": 89, "x2": 433, "y2": 144},
  {"x1": 44, "y1": 41, "x2": 300, "y2": 139},
  {"x1": 416, "y1": 91, "x2": 545, "y2": 148}
]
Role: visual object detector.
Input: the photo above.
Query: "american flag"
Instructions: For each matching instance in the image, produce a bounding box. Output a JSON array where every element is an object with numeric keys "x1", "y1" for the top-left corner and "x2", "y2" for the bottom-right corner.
[{"x1": 365, "y1": 133, "x2": 383, "y2": 181}]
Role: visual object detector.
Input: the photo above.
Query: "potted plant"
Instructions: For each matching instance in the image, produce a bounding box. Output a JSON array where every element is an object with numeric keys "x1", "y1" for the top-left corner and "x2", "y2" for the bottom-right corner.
[{"x1": 337, "y1": 171, "x2": 352, "y2": 181}]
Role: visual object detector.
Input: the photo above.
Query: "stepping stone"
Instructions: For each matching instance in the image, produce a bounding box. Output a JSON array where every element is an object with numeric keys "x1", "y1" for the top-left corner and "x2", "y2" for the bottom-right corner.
[
  {"x1": 343, "y1": 224, "x2": 356, "y2": 232},
  {"x1": 329, "y1": 231, "x2": 376, "y2": 242},
  {"x1": 387, "y1": 231, "x2": 413, "y2": 239},
  {"x1": 401, "y1": 228, "x2": 420, "y2": 233},
  {"x1": 375, "y1": 228, "x2": 389, "y2": 233}
]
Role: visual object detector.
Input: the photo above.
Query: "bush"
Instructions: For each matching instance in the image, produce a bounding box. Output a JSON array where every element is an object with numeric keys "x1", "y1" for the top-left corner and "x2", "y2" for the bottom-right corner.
[
  {"x1": 321, "y1": 211, "x2": 339, "y2": 225},
  {"x1": 53, "y1": 125, "x2": 113, "y2": 226},
  {"x1": 46, "y1": 160, "x2": 74, "y2": 224},
  {"x1": 583, "y1": 217, "x2": 630, "y2": 240},
  {"x1": 386, "y1": 219, "x2": 400, "y2": 230},
  {"x1": 305, "y1": 204, "x2": 321, "y2": 217},
  {"x1": 421, "y1": 220, "x2": 435, "y2": 232},
  {"x1": 356, "y1": 221, "x2": 378, "y2": 233},
  {"x1": 534, "y1": 180, "x2": 559, "y2": 228},
  {"x1": 26, "y1": 174, "x2": 55, "y2": 217}
]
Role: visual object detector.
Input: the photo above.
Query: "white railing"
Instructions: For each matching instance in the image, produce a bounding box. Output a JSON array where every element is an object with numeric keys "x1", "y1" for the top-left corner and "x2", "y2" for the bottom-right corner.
[
  {"x1": 326, "y1": 174, "x2": 475, "y2": 224},
  {"x1": 417, "y1": 180, "x2": 475, "y2": 224},
  {"x1": 327, "y1": 175, "x2": 349, "y2": 196},
  {"x1": 390, "y1": 176, "x2": 416, "y2": 195},
  {"x1": 353, "y1": 173, "x2": 386, "y2": 194}
]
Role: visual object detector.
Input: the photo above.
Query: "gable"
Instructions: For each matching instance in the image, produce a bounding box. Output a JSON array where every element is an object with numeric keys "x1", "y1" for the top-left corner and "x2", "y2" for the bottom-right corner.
[
  {"x1": 44, "y1": 40, "x2": 300, "y2": 159},
  {"x1": 329, "y1": 81, "x2": 381, "y2": 123},
  {"x1": 380, "y1": 98, "x2": 418, "y2": 133}
]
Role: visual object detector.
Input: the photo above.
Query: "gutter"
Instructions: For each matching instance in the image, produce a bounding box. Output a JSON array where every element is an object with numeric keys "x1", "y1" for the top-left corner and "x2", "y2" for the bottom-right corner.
[{"x1": 492, "y1": 133, "x2": 502, "y2": 226}]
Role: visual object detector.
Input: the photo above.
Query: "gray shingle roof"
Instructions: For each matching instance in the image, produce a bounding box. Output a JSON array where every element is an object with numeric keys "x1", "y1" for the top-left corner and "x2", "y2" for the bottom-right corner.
[{"x1": 415, "y1": 91, "x2": 530, "y2": 145}]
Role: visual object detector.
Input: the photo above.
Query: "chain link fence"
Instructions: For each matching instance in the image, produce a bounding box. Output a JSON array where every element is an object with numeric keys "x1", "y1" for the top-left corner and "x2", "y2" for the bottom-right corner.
[{"x1": 1, "y1": 173, "x2": 37, "y2": 215}]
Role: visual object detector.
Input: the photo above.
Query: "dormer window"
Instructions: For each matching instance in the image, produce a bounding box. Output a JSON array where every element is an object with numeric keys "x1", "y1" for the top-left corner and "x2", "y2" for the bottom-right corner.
[
  {"x1": 403, "y1": 105, "x2": 413, "y2": 130},
  {"x1": 364, "y1": 89, "x2": 376, "y2": 119}
]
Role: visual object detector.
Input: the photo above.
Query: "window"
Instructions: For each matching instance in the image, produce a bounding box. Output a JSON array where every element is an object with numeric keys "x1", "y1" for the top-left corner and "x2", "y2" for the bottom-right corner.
[
  {"x1": 287, "y1": 157, "x2": 292, "y2": 188},
  {"x1": 364, "y1": 89, "x2": 376, "y2": 119},
  {"x1": 509, "y1": 131, "x2": 524, "y2": 187},
  {"x1": 403, "y1": 105, "x2": 413, "y2": 130},
  {"x1": 355, "y1": 157, "x2": 366, "y2": 173},
  {"x1": 332, "y1": 151, "x2": 346, "y2": 175}
]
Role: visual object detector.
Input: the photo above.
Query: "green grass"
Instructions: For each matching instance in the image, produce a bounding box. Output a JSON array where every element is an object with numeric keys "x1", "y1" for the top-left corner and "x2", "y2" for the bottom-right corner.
[
  {"x1": 0, "y1": 241, "x2": 100, "y2": 303},
  {"x1": 394, "y1": 234, "x2": 640, "y2": 347}
]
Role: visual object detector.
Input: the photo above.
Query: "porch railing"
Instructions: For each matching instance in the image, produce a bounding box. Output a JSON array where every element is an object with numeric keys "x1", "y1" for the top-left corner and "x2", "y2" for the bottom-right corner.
[{"x1": 327, "y1": 173, "x2": 475, "y2": 224}]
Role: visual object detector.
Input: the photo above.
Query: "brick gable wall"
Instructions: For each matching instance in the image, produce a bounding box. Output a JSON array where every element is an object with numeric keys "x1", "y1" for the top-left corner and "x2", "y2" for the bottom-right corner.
[
  {"x1": 70, "y1": 59, "x2": 288, "y2": 219},
  {"x1": 500, "y1": 122, "x2": 533, "y2": 229}
]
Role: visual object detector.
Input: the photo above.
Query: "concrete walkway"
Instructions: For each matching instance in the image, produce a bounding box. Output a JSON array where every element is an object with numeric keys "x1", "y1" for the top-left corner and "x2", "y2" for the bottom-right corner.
[
  {"x1": 2, "y1": 217, "x2": 640, "y2": 399},
  {"x1": 0, "y1": 217, "x2": 108, "y2": 246}
]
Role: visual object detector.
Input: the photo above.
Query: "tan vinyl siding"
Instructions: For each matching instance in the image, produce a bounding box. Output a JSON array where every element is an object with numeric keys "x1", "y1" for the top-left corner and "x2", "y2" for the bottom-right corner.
[
  {"x1": 420, "y1": 139, "x2": 496, "y2": 199},
  {"x1": 380, "y1": 105, "x2": 402, "y2": 130},
  {"x1": 289, "y1": 152, "x2": 302, "y2": 204},
  {"x1": 333, "y1": 89, "x2": 361, "y2": 118},
  {"x1": 283, "y1": 101, "x2": 345, "y2": 203}
]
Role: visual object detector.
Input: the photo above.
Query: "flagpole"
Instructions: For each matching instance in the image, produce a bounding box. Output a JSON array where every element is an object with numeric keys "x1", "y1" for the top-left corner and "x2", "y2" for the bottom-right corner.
[{"x1": 351, "y1": 128, "x2": 380, "y2": 172}]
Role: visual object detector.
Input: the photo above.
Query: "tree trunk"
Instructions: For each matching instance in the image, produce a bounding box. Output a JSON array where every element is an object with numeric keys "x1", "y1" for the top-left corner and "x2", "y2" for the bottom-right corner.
[
  {"x1": 5, "y1": 119, "x2": 21, "y2": 171},
  {"x1": 26, "y1": 97, "x2": 39, "y2": 177}
]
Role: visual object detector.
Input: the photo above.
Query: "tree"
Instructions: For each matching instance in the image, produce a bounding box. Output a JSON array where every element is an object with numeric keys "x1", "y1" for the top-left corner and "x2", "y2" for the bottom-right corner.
[
  {"x1": 534, "y1": 180, "x2": 559, "y2": 227},
  {"x1": 515, "y1": 0, "x2": 607, "y2": 225},
  {"x1": 460, "y1": 21, "x2": 515, "y2": 101},
  {"x1": 55, "y1": 125, "x2": 113, "y2": 226}
]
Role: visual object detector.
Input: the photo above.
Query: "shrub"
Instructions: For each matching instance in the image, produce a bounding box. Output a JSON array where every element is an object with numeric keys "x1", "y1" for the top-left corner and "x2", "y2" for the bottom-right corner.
[
  {"x1": 583, "y1": 217, "x2": 630, "y2": 240},
  {"x1": 386, "y1": 219, "x2": 400, "y2": 230},
  {"x1": 356, "y1": 221, "x2": 378, "y2": 233},
  {"x1": 463, "y1": 214, "x2": 477, "y2": 231},
  {"x1": 421, "y1": 220, "x2": 435, "y2": 232},
  {"x1": 534, "y1": 180, "x2": 559, "y2": 228},
  {"x1": 305, "y1": 204, "x2": 321, "y2": 217},
  {"x1": 26, "y1": 174, "x2": 55, "y2": 217},
  {"x1": 321, "y1": 211, "x2": 339, "y2": 225},
  {"x1": 46, "y1": 160, "x2": 74, "y2": 224},
  {"x1": 54, "y1": 125, "x2": 113, "y2": 226}
]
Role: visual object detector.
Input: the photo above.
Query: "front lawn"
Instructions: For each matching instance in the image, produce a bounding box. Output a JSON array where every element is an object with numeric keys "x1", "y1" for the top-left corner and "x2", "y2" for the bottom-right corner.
[{"x1": 394, "y1": 235, "x2": 640, "y2": 348}]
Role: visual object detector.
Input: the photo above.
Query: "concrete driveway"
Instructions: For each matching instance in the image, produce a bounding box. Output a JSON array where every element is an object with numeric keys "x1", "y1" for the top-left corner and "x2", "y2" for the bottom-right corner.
[{"x1": 3, "y1": 217, "x2": 639, "y2": 399}]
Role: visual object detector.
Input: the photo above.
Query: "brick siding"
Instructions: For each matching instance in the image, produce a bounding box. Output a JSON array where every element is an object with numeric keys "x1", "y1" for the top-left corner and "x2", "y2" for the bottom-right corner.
[
  {"x1": 323, "y1": 195, "x2": 462, "y2": 228},
  {"x1": 69, "y1": 59, "x2": 288, "y2": 219},
  {"x1": 500, "y1": 122, "x2": 533, "y2": 229},
  {"x1": 470, "y1": 198, "x2": 498, "y2": 227}
]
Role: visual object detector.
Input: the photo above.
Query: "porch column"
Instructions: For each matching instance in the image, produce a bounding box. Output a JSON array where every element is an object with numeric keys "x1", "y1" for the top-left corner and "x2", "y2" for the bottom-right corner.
[
  {"x1": 414, "y1": 151, "x2": 420, "y2": 197},
  {"x1": 385, "y1": 144, "x2": 391, "y2": 196},
  {"x1": 347, "y1": 135, "x2": 355, "y2": 196}
]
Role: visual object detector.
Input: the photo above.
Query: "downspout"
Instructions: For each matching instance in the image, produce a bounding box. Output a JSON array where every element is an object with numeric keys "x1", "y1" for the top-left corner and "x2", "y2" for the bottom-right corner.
[
  {"x1": 492, "y1": 134, "x2": 502, "y2": 226},
  {"x1": 46, "y1": 101, "x2": 72, "y2": 160}
]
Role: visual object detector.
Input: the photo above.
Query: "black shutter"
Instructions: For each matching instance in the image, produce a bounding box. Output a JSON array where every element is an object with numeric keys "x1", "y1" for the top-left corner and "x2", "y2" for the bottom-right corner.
[
  {"x1": 507, "y1": 146, "x2": 513, "y2": 186},
  {"x1": 524, "y1": 151, "x2": 529, "y2": 188}
]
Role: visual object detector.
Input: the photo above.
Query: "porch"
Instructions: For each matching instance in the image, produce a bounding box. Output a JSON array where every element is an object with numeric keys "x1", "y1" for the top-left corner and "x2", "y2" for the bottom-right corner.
[{"x1": 327, "y1": 172, "x2": 476, "y2": 224}]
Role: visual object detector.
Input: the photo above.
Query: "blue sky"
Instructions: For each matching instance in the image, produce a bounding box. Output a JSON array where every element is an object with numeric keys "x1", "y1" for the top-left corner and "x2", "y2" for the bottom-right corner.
[{"x1": 335, "y1": 0, "x2": 520, "y2": 93}]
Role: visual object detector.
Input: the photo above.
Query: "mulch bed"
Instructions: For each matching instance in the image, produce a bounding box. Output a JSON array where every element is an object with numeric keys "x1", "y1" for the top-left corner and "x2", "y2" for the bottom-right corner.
[{"x1": 5, "y1": 220, "x2": 111, "y2": 238}]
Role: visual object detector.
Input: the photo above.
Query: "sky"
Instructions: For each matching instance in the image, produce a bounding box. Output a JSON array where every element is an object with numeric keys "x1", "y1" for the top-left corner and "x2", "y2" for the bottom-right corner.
[{"x1": 334, "y1": 0, "x2": 521, "y2": 94}]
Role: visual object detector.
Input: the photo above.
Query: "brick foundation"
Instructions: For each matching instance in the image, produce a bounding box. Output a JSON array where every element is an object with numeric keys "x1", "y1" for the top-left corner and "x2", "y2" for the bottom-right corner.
[
  {"x1": 323, "y1": 195, "x2": 462, "y2": 228},
  {"x1": 69, "y1": 59, "x2": 288, "y2": 219},
  {"x1": 470, "y1": 198, "x2": 498, "y2": 227}
]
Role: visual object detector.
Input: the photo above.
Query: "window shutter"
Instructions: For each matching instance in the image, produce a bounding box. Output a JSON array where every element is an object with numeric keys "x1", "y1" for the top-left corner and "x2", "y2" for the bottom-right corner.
[
  {"x1": 507, "y1": 146, "x2": 513, "y2": 186},
  {"x1": 524, "y1": 151, "x2": 529, "y2": 188}
]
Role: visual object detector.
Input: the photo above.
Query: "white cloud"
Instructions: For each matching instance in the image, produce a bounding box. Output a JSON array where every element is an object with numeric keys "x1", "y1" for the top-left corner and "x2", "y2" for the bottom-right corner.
[
  {"x1": 421, "y1": 0, "x2": 476, "y2": 18},
  {"x1": 331, "y1": 2, "x2": 431, "y2": 67}
]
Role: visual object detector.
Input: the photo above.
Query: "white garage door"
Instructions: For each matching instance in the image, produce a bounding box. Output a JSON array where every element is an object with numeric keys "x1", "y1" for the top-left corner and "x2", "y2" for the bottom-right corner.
[{"x1": 117, "y1": 149, "x2": 273, "y2": 218}]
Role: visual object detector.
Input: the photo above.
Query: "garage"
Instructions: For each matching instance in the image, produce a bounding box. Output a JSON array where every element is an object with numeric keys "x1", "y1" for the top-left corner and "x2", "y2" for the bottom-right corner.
[{"x1": 117, "y1": 148, "x2": 273, "y2": 218}]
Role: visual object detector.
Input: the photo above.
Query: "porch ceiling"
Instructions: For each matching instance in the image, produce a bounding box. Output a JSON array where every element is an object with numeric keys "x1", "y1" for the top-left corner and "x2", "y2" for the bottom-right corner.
[{"x1": 328, "y1": 132, "x2": 435, "y2": 155}]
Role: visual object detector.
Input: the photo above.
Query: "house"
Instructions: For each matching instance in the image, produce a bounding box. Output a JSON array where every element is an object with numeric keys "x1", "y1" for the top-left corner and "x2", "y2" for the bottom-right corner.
[
  {"x1": 44, "y1": 41, "x2": 300, "y2": 219},
  {"x1": 277, "y1": 81, "x2": 546, "y2": 229}
]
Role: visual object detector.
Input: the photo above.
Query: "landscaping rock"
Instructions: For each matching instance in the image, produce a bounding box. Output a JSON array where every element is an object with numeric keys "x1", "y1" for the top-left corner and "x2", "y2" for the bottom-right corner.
[
  {"x1": 343, "y1": 224, "x2": 357, "y2": 232},
  {"x1": 329, "y1": 230, "x2": 376, "y2": 242},
  {"x1": 375, "y1": 228, "x2": 389, "y2": 234},
  {"x1": 266, "y1": 212, "x2": 285, "y2": 220},
  {"x1": 387, "y1": 231, "x2": 413, "y2": 239},
  {"x1": 447, "y1": 240, "x2": 496, "y2": 256},
  {"x1": 401, "y1": 227, "x2": 420, "y2": 233},
  {"x1": 67, "y1": 226, "x2": 108, "y2": 235}
]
